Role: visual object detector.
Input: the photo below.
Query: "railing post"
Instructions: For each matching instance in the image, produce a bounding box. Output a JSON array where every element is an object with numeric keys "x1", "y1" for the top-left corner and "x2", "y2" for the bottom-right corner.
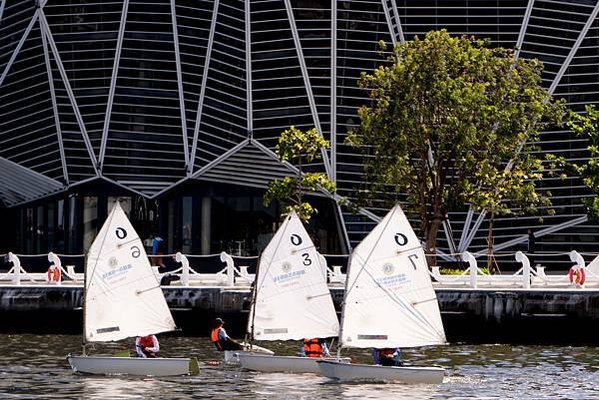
[
  {"x1": 175, "y1": 252, "x2": 190, "y2": 287},
  {"x1": 462, "y1": 251, "x2": 477, "y2": 288},
  {"x1": 515, "y1": 251, "x2": 531, "y2": 289},
  {"x1": 8, "y1": 252, "x2": 21, "y2": 285},
  {"x1": 569, "y1": 250, "x2": 585, "y2": 269},
  {"x1": 220, "y1": 252, "x2": 235, "y2": 286}
]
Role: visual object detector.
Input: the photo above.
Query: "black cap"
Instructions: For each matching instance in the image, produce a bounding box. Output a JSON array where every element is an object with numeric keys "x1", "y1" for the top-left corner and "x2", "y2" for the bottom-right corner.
[{"x1": 215, "y1": 318, "x2": 224, "y2": 325}]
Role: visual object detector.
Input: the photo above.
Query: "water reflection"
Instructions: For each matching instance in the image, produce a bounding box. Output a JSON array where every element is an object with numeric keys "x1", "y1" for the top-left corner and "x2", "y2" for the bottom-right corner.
[{"x1": 0, "y1": 334, "x2": 595, "y2": 399}]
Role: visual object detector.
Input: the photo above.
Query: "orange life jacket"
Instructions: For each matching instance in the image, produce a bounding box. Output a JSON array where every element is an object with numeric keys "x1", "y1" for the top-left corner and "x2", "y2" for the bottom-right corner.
[
  {"x1": 303, "y1": 339, "x2": 324, "y2": 358},
  {"x1": 47, "y1": 266, "x2": 61, "y2": 282},
  {"x1": 211, "y1": 327, "x2": 223, "y2": 350}
]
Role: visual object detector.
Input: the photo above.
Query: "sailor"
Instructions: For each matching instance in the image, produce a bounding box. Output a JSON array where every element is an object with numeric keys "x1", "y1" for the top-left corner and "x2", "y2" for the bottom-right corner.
[
  {"x1": 135, "y1": 335, "x2": 160, "y2": 358},
  {"x1": 211, "y1": 318, "x2": 243, "y2": 351},
  {"x1": 300, "y1": 338, "x2": 330, "y2": 358},
  {"x1": 373, "y1": 347, "x2": 402, "y2": 366}
]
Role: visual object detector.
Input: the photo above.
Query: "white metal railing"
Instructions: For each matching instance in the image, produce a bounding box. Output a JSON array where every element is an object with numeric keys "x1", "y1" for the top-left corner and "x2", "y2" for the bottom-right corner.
[{"x1": 1, "y1": 250, "x2": 598, "y2": 289}]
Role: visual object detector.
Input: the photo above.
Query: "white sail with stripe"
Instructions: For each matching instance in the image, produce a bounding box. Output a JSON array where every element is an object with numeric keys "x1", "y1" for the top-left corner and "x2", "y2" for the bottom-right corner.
[
  {"x1": 249, "y1": 210, "x2": 339, "y2": 341},
  {"x1": 339, "y1": 204, "x2": 446, "y2": 349},
  {"x1": 85, "y1": 202, "x2": 176, "y2": 342}
]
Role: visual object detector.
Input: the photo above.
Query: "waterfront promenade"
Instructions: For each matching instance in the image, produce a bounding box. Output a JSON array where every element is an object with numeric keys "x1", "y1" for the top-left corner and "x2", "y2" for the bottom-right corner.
[{"x1": 0, "y1": 250, "x2": 598, "y2": 342}]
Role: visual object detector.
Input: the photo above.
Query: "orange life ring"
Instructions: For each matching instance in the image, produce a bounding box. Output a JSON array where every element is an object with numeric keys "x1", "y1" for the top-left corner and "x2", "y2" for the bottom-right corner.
[
  {"x1": 47, "y1": 266, "x2": 61, "y2": 283},
  {"x1": 568, "y1": 266, "x2": 586, "y2": 286}
]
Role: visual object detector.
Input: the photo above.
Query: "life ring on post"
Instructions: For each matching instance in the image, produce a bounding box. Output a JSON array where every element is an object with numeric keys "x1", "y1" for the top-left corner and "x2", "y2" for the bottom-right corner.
[
  {"x1": 47, "y1": 265, "x2": 61, "y2": 283},
  {"x1": 568, "y1": 266, "x2": 586, "y2": 286}
]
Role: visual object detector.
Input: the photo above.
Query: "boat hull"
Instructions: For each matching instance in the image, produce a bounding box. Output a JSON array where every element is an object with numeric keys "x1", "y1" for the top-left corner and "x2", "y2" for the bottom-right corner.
[
  {"x1": 317, "y1": 360, "x2": 444, "y2": 384},
  {"x1": 224, "y1": 343, "x2": 274, "y2": 364},
  {"x1": 238, "y1": 354, "x2": 351, "y2": 374},
  {"x1": 67, "y1": 355, "x2": 197, "y2": 376}
]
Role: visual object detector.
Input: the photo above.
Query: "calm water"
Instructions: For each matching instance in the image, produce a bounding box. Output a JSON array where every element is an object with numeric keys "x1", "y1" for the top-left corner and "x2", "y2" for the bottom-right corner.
[{"x1": 0, "y1": 334, "x2": 596, "y2": 399}]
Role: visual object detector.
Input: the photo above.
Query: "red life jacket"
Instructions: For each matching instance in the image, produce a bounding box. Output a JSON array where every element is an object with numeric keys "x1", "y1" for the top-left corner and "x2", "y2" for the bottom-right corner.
[
  {"x1": 303, "y1": 339, "x2": 324, "y2": 358},
  {"x1": 139, "y1": 336, "x2": 155, "y2": 349},
  {"x1": 378, "y1": 348, "x2": 395, "y2": 358},
  {"x1": 211, "y1": 327, "x2": 223, "y2": 351}
]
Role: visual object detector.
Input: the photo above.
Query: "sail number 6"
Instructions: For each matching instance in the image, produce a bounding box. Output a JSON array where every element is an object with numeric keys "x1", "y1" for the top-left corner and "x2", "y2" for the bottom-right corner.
[{"x1": 394, "y1": 233, "x2": 408, "y2": 246}]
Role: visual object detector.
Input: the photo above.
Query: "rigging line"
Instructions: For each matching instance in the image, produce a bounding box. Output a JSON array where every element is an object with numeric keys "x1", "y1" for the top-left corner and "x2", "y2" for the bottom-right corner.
[
  {"x1": 254, "y1": 214, "x2": 295, "y2": 291},
  {"x1": 360, "y1": 259, "x2": 446, "y2": 341},
  {"x1": 117, "y1": 237, "x2": 141, "y2": 248},
  {"x1": 343, "y1": 206, "x2": 398, "y2": 298},
  {"x1": 85, "y1": 206, "x2": 118, "y2": 294}
]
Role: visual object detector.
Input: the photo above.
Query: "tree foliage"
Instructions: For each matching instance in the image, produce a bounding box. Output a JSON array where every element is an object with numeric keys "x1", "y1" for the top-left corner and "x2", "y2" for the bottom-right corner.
[
  {"x1": 348, "y1": 30, "x2": 565, "y2": 262},
  {"x1": 263, "y1": 126, "x2": 335, "y2": 222},
  {"x1": 566, "y1": 105, "x2": 599, "y2": 220}
]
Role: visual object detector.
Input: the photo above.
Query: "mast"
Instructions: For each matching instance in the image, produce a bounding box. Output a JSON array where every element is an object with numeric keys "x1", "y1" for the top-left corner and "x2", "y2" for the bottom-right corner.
[{"x1": 335, "y1": 252, "x2": 352, "y2": 359}]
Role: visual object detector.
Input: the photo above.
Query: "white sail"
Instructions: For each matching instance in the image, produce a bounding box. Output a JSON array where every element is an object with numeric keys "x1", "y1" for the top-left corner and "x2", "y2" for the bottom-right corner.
[
  {"x1": 85, "y1": 202, "x2": 176, "y2": 342},
  {"x1": 249, "y1": 210, "x2": 339, "y2": 341},
  {"x1": 340, "y1": 204, "x2": 446, "y2": 349}
]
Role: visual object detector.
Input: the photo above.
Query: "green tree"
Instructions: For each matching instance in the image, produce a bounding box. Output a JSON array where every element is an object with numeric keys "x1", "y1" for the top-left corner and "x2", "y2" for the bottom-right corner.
[
  {"x1": 566, "y1": 105, "x2": 599, "y2": 219},
  {"x1": 348, "y1": 30, "x2": 565, "y2": 265},
  {"x1": 263, "y1": 126, "x2": 336, "y2": 222}
]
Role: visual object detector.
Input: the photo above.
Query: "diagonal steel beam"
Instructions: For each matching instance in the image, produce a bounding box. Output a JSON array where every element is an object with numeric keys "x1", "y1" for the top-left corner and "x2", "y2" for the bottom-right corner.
[
  {"x1": 548, "y1": 1, "x2": 599, "y2": 96},
  {"x1": 41, "y1": 20, "x2": 69, "y2": 185},
  {"x1": 99, "y1": 0, "x2": 129, "y2": 171},
  {"x1": 170, "y1": 0, "x2": 190, "y2": 169},
  {"x1": 283, "y1": 0, "x2": 333, "y2": 180},
  {"x1": 0, "y1": 0, "x2": 6, "y2": 26},
  {"x1": 461, "y1": 1, "x2": 599, "y2": 252},
  {"x1": 40, "y1": 11, "x2": 99, "y2": 176},
  {"x1": 330, "y1": 0, "x2": 337, "y2": 182},
  {"x1": 188, "y1": 0, "x2": 220, "y2": 176},
  {"x1": 245, "y1": 0, "x2": 253, "y2": 135},
  {"x1": 389, "y1": 0, "x2": 405, "y2": 44},
  {"x1": 474, "y1": 215, "x2": 588, "y2": 255},
  {"x1": 514, "y1": 0, "x2": 535, "y2": 60},
  {"x1": 0, "y1": 11, "x2": 39, "y2": 87},
  {"x1": 381, "y1": 0, "x2": 397, "y2": 46}
]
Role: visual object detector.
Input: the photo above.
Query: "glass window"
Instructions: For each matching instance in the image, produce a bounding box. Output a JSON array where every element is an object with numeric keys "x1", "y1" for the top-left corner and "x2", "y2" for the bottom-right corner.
[
  {"x1": 25, "y1": 208, "x2": 34, "y2": 254},
  {"x1": 182, "y1": 197, "x2": 192, "y2": 253},
  {"x1": 57, "y1": 200, "x2": 65, "y2": 253},
  {"x1": 83, "y1": 197, "x2": 98, "y2": 253},
  {"x1": 68, "y1": 196, "x2": 77, "y2": 254},
  {"x1": 47, "y1": 204, "x2": 55, "y2": 252},
  {"x1": 36, "y1": 206, "x2": 45, "y2": 253}
]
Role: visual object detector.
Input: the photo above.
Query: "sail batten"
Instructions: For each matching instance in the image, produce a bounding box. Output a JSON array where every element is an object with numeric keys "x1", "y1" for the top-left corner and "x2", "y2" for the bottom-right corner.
[
  {"x1": 85, "y1": 202, "x2": 176, "y2": 342},
  {"x1": 249, "y1": 211, "x2": 339, "y2": 341},
  {"x1": 340, "y1": 205, "x2": 446, "y2": 349}
]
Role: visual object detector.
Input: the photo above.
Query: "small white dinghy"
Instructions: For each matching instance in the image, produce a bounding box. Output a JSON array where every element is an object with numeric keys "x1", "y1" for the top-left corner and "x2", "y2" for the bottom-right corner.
[
  {"x1": 317, "y1": 360, "x2": 444, "y2": 384},
  {"x1": 237, "y1": 353, "x2": 351, "y2": 374},
  {"x1": 317, "y1": 205, "x2": 447, "y2": 384},
  {"x1": 67, "y1": 202, "x2": 198, "y2": 376},
  {"x1": 238, "y1": 211, "x2": 343, "y2": 373},
  {"x1": 67, "y1": 355, "x2": 196, "y2": 376},
  {"x1": 224, "y1": 343, "x2": 274, "y2": 364}
]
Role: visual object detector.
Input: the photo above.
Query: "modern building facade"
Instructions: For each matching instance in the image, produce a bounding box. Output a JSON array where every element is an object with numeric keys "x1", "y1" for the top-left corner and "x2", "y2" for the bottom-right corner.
[{"x1": 0, "y1": 0, "x2": 598, "y2": 266}]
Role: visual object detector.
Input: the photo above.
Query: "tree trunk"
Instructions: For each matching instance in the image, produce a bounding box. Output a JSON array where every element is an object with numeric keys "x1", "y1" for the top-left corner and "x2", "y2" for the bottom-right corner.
[{"x1": 425, "y1": 219, "x2": 441, "y2": 267}]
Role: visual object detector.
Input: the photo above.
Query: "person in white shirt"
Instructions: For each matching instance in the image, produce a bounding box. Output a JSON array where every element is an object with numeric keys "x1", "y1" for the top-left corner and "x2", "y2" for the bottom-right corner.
[{"x1": 135, "y1": 335, "x2": 160, "y2": 358}]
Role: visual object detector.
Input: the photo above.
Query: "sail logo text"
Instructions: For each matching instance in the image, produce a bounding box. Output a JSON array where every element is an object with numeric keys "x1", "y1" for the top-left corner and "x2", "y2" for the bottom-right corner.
[
  {"x1": 376, "y1": 273, "x2": 408, "y2": 287},
  {"x1": 273, "y1": 269, "x2": 306, "y2": 283},
  {"x1": 102, "y1": 263, "x2": 132, "y2": 281}
]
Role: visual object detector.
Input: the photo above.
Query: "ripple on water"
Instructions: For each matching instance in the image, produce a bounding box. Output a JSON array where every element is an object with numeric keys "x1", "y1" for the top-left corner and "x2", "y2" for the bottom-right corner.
[{"x1": 0, "y1": 335, "x2": 596, "y2": 399}]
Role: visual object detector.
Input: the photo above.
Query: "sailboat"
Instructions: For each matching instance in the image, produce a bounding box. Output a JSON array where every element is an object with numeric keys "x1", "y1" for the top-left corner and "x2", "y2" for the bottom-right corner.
[
  {"x1": 317, "y1": 204, "x2": 446, "y2": 384},
  {"x1": 67, "y1": 202, "x2": 199, "y2": 376},
  {"x1": 236, "y1": 210, "x2": 350, "y2": 373}
]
